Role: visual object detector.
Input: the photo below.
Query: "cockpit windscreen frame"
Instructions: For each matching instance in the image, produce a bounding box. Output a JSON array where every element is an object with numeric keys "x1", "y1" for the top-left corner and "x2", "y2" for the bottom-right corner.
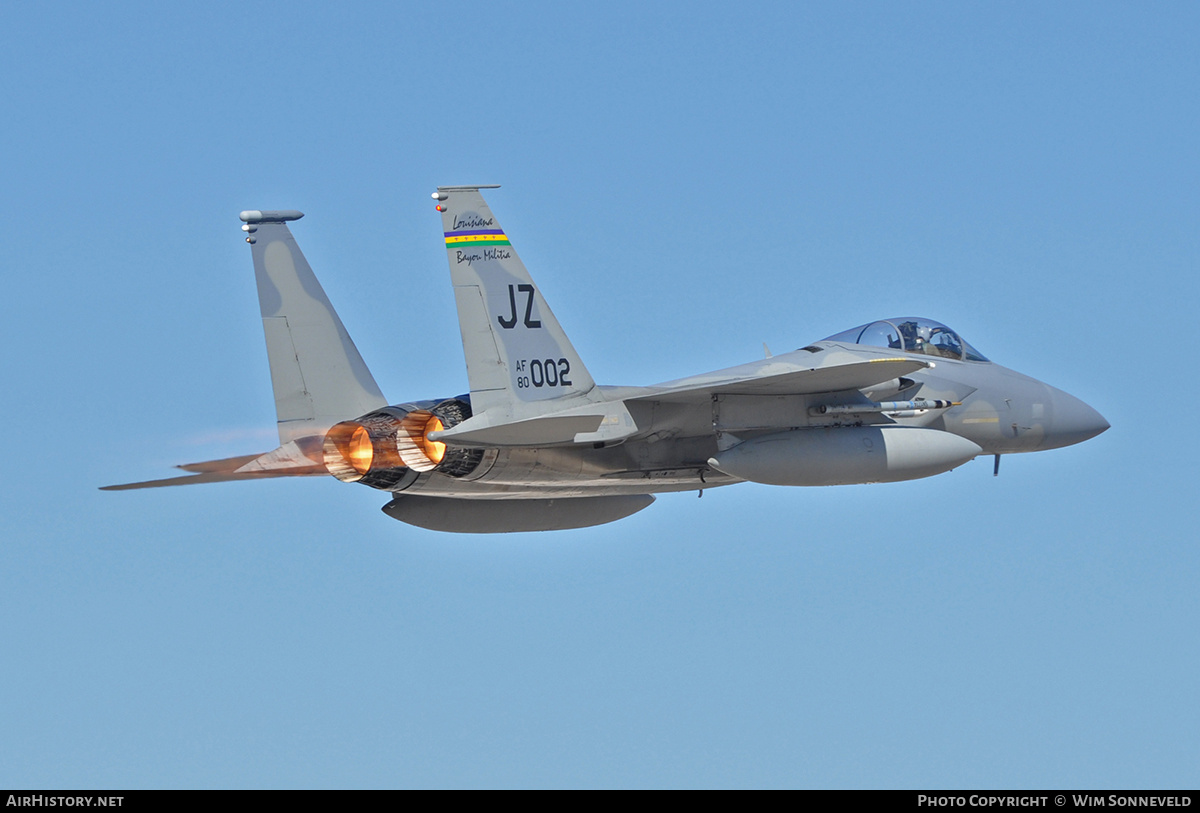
[{"x1": 823, "y1": 317, "x2": 989, "y2": 362}]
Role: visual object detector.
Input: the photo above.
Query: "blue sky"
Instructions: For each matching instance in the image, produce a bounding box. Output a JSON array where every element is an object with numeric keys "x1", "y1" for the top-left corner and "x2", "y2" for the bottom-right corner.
[{"x1": 2, "y1": 1, "x2": 1197, "y2": 788}]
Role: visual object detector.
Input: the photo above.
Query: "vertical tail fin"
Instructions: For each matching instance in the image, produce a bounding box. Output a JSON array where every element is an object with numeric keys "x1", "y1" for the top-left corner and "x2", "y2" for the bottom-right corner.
[
  {"x1": 435, "y1": 187, "x2": 597, "y2": 420},
  {"x1": 241, "y1": 210, "x2": 387, "y2": 443}
]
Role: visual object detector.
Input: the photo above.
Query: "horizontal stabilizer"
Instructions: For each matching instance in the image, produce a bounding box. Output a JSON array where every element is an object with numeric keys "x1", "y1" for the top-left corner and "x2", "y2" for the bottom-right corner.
[
  {"x1": 176, "y1": 453, "x2": 263, "y2": 473},
  {"x1": 99, "y1": 467, "x2": 326, "y2": 491},
  {"x1": 101, "y1": 439, "x2": 327, "y2": 490}
]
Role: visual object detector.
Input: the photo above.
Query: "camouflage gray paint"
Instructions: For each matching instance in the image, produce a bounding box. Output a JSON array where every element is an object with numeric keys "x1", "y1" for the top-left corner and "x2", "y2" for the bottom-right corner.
[{"x1": 104, "y1": 189, "x2": 1108, "y2": 533}]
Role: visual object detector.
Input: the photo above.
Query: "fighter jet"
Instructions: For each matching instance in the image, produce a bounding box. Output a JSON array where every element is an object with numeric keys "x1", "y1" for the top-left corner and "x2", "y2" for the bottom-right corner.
[{"x1": 103, "y1": 186, "x2": 1109, "y2": 532}]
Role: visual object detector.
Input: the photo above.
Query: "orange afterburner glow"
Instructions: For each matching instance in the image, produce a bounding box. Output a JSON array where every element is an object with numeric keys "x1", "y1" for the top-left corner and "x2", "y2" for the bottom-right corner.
[
  {"x1": 398, "y1": 411, "x2": 446, "y2": 472},
  {"x1": 421, "y1": 416, "x2": 446, "y2": 464},
  {"x1": 323, "y1": 419, "x2": 387, "y2": 483},
  {"x1": 323, "y1": 405, "x2": 464, "y2": 482},
  {"x1": 348, "y1": 425, "x2": 373, "y2": 474}
]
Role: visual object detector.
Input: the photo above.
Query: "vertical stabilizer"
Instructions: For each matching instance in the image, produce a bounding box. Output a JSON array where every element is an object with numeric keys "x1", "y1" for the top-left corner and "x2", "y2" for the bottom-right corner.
[
  {"x1": 435, "y1": 187, "x2": 597, "y2": 420},
  {"x1": 241, "y1": 210, "x2": 387, "y2": 443}
]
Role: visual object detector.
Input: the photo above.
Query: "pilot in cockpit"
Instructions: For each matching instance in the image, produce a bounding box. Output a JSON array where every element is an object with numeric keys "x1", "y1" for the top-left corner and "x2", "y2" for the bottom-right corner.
[
  {"x1": 896, "y1": 320, "x2": 963, "y2": 359},
  {"x1": 896, "y1": 320, "x2": 930, "y2": 353},
  {"x1": 824, "y1": 318, "x2": 986, "y2": 362}
]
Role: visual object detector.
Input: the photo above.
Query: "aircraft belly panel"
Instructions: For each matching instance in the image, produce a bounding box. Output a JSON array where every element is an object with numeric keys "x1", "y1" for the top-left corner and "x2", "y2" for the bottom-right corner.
[
  {"x1": 401, "y1": 478, "x2": 733, "y2": 500},
  {"x1": 400, "y1": 436, "x2": 734, "y2": 498}
]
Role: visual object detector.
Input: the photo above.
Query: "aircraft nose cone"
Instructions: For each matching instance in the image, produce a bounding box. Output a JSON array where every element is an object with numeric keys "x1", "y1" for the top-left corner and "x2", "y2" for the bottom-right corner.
[{"x1": 1045, "y1": 388, "x2": 1109, "y2": 450}]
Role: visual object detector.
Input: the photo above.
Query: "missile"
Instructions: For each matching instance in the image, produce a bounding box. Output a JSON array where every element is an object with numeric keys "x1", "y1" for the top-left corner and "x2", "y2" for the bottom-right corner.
[{"x1": 809, "y1": 399, "x2": 960, "y2": 416}]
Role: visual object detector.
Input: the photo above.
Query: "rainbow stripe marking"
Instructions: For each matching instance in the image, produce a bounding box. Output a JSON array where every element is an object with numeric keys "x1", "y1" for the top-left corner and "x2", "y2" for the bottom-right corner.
[{"x1": 444, "y1": 229, "x2": 511, "y2": 248}]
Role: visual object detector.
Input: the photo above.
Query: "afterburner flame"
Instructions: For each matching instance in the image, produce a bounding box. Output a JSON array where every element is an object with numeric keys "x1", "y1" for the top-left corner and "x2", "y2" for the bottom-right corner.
[
  {"x1": 322, "y1": 400, "x2": 478, "y2": 486},
  {"x1": 397, "y1": 411, "x2": 446, "y2": 472},
  {"x1": 348, "y1": 425, "x2": 373, "y2": 474},
  {"x1": 422, "y1": 416, "x2": 446, "y2": 464},
  {"x1": 324, "y1": 420, "x2": 371, "y2": 482}
]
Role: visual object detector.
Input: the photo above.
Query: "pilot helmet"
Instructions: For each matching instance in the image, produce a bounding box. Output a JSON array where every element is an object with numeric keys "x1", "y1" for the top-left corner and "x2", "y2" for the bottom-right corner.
[{"x1": 898, "y1": 320, "x2": 930, "y2": 348}]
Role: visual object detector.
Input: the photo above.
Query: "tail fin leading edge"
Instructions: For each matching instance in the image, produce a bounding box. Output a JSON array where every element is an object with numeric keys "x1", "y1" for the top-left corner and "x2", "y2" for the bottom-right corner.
[
  {"x1": 242, "y1": 210, "x2": 387, "y2": 443},
  {"x1": 436, "y1": 187, "x2": 597, "y2": 420}
]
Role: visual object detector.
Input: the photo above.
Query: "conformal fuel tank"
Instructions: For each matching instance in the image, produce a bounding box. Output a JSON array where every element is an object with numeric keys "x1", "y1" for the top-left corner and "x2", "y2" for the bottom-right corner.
[{"x1": 708, "y1": 426, "x2": 982, "y2": 486}]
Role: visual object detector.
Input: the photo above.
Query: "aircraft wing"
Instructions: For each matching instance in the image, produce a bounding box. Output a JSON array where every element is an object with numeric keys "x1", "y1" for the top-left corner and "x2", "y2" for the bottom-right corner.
[
  {"x1": 428, "y1": 356, "x2": 931, "y2": 449},
  {"x1": 631, "y1": 357, "x2": 933, "y2": 403}
]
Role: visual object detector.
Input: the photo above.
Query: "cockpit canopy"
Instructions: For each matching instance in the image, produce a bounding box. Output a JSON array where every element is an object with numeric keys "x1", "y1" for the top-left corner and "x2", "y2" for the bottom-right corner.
[{"x1": 823, "y1": 317, "x2": 989, "y2": 362}]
